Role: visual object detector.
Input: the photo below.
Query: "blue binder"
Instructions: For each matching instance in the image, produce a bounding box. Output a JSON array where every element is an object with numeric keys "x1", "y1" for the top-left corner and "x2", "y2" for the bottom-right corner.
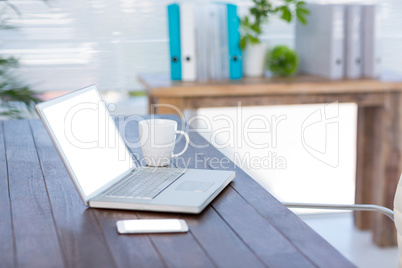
[
  {"x1": 227, "y1": 4, "x2": 242, "y2": 80},
  {"x1": 168, "y1": 4, "x2": 181, "y2": 80}
]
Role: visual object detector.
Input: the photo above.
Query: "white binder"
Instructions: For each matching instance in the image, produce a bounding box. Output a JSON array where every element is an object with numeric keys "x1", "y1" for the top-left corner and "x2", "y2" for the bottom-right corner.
[
  {"x1": 180, "y1": 3, "x2": 197, "y2": 81},
  {"x1": 198, "y1": 3, "x2": 230, "y2": 81},
  {"x1": 195, "y1": 4, "x2": 209, "y2": 81},
  {"x1": 362, "y1": 4, "x2": 381, "y2": 78},
  {"x1": 345, "y1": 4, "x2": 362, "y2": 79},
  {"x1": 218, "y1": 4, "x2": 229, "y2": 80},
  {"x1": 295, "y1": 3, "x2": 345, "y2": 80},
  {"x1": 207, "y1": 4, "x2": 221, "y2": 80}
]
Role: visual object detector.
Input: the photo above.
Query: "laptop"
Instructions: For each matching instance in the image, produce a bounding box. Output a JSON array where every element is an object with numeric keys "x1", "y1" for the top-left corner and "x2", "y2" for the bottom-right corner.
[{"x1": 36, "y1": 85, "x2": 235, "y2": 213}]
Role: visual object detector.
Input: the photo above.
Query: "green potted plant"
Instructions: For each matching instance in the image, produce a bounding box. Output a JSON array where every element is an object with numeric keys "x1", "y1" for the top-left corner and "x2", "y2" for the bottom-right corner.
[
  {"x1": 0, "y1": 3, "x2": 41, "y2": 119},
  {"x1": 240, "y1": 0, "x2": 309, "y2": 77},
  {"x1": 267, "y1": 45, "x2": 299, "y2": 76}
]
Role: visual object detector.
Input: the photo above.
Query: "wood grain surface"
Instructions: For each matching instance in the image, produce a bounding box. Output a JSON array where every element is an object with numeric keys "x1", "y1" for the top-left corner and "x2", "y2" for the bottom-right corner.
[
  {"x1": 0, "y1": 117, "x2": 356, "y2": 268},
  {"x1": 0, "y1": 122, "x2": 15, "y2": 268},
  {"x1": 139, "y1": 74, "x2": 402, "y2": 98}
]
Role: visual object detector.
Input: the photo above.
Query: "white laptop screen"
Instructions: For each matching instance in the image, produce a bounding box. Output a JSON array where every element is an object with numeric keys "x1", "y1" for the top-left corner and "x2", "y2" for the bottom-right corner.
[{"x1": 41, "y1": 87, "x2": 133, "y2": 198}]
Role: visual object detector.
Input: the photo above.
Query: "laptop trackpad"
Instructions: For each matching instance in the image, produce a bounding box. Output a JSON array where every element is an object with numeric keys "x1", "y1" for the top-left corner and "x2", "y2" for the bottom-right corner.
[{"x1": 176, "y1": 181, "x2": 214, "y2": 192}]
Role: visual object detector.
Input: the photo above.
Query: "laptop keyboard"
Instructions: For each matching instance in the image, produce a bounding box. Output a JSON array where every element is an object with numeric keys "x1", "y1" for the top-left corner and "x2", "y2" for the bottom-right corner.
[{"x1": 105, "y1": 168, "x2": 185, "y2": 200}]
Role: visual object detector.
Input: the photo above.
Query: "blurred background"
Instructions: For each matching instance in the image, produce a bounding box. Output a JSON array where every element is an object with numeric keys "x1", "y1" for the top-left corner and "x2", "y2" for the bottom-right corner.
[
  {"x1": 1, "y1": 0, "x2": 400, "y2": 93},
  {"x1": 1, "y1": 0, "x2": 401, "y2": 267}
]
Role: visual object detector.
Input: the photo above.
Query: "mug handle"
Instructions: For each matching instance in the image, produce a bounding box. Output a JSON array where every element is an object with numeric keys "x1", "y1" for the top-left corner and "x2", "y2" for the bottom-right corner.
[{"x1": 171, "y1": 130, "x2": 190, "y2": 158}]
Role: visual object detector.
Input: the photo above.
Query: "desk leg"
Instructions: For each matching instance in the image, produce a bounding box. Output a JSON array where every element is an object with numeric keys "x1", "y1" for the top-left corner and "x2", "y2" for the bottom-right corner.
[
  {"x1": 355, "y1": 106, "x2": 382, "y2": 230},
  {"x1": 147, "y1": 95, "x2": 156, "y2": 114},
  {"x1": 371, "y1": 92, "x2": 402, "y2": 247}
]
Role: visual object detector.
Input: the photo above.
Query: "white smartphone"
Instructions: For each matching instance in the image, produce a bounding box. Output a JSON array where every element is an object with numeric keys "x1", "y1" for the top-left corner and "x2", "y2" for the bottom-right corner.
[{"x1": 116, "y1": 219, "x2": 189, "y2": 234}]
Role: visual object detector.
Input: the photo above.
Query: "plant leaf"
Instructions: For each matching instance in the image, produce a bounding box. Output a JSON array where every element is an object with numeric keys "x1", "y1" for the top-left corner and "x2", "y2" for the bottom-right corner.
[
  {"x1": 297, "y1": 8, "x2": 310, "y2": 15},
  {"x1": 248, "y1": 35, "x2": 260, "y2": 44},
  {"x1": 296, "y1": 12, "x2": 307, "y2": 24},
  {"x1": 296, "y1": 1, "x2": 306, "y2": 8},
  {"x1": 241, "y1": 16, "x2": 249, "y2": 27},
  {"x1": 250, "y1": 7, "x2": 258, "y2": 16},
  {"x1": 279, "y1": 6, "x2": 292, "y2": 22},
  {"x1": 250, "y1": 23, "x2": 261, "y2": 34},
  {"x1": 296, "y1": 8, "x2": 309, "y2": 24},
  {"x1": 240, "y1": 36, "x2": 247, "y2": 50}
]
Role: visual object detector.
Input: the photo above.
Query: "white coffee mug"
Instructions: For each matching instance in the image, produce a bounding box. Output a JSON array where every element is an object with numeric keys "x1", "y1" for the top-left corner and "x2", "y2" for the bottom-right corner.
[{"x1": 139, "y1": 119, "x2": 190, "y2": 166}]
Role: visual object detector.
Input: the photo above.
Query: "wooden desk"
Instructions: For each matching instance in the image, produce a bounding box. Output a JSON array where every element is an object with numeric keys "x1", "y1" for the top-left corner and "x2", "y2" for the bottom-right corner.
[
  {"x1": 0, "y1": 117, "x2": 354, "y2": 267},
  {"x1": 140, "y1": 74, "x2": 402, "y2": 247}
]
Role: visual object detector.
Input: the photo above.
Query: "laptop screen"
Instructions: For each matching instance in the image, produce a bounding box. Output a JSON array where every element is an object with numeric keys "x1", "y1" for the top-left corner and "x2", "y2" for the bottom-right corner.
[{"x1": 40, "y1": 86, "x2": 134, "y2": 199}]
